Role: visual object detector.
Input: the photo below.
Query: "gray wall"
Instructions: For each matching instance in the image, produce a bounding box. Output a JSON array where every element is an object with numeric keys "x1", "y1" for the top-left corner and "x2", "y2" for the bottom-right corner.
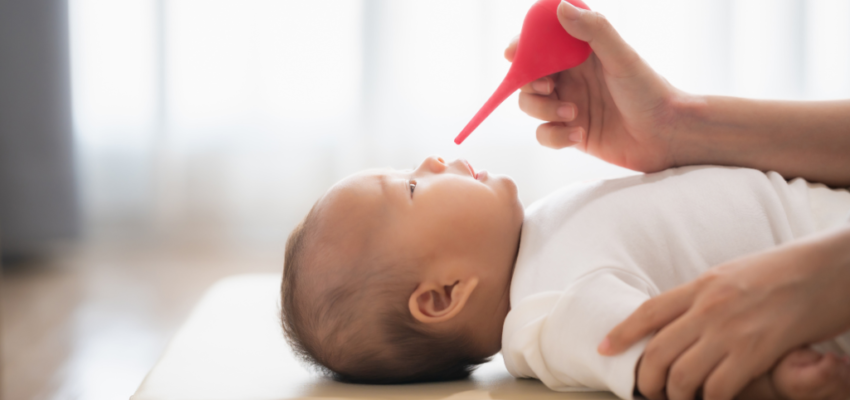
[{"x1": 0, "y1": 0, "x2": 78, "y2": 255}]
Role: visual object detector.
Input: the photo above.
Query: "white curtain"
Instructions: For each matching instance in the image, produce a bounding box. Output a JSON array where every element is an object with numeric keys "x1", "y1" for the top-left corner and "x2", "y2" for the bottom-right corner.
[{"x1": 70, "y1": 0, "x2": 850, "y2": 246}]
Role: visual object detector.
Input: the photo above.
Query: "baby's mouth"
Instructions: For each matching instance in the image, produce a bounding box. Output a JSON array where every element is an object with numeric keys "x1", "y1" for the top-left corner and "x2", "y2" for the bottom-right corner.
[{"x1": 463, "y1": 159, "x2": 478, "y2": 179}]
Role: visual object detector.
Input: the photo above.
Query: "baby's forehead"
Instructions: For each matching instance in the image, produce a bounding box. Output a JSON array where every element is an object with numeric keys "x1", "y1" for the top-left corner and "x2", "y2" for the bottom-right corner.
[
  {"x1": 309, "y1": 172, "x2": 396, "y2": 256},
  {"x1": 299, "y1": 172, "x2": 397, "y2": 290},
  {"x1": 318, "y1": 168, "x2": 411, "y2": 220},
  {"x1": 320, "y1": 172, "x2": 385, "y2": 220}
]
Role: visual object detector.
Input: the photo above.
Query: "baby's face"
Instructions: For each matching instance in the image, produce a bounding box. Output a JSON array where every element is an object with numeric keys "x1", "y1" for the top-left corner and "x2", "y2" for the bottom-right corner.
[{"x1": 317, "y1": 156, "x2": 523, "y2": 285}]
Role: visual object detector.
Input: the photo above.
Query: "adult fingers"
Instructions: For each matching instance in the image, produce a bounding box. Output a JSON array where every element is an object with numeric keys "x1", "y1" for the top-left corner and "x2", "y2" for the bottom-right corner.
[
  {"x1": 536, "y1": 122, "x2": 583, "y2": 149},
  {"x1": 636, "y1": 314, "x2": 703, "y2": 400},
  {"x1": 504, "y1": 36, "x2": 519, "y2": 62},
  {"x1": 600, "y1": 283, "x2": 696, "y2": 355},
  {"x1": 703, "y1": 354, "x2": 765, "y2": 400},
  {"x1": 665, "y1": 339, "x2": 727, "y2": 400},
  {"x1": 519, "y1": 77, "x2": 555, "y2": 95},
  {"x1": 519, "y1": 92, "x2": 576, "y2": 121},
  {"x1": 557, "y1": 1, "x2": 648, "y2": 79},
  {"x1": 506, "y1": 38, "x2": 555, "y2": 95}
]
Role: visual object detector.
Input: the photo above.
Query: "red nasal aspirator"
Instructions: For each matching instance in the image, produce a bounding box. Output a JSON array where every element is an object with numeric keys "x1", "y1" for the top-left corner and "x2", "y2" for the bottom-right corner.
[{"x1": 454, "y1": 0, "x2": 592, "y2": 145}]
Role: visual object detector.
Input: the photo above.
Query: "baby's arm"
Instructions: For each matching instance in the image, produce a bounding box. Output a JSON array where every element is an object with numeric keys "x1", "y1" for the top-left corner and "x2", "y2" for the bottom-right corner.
[{"x1": 502, "y1": 270, "x2": 657, "y2": 399}]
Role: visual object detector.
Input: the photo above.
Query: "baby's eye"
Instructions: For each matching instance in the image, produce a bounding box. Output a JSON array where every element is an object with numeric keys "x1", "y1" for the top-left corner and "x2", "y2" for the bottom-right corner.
[{"x1": 409, "y1": 179, "x2": 417, "y2": 196}]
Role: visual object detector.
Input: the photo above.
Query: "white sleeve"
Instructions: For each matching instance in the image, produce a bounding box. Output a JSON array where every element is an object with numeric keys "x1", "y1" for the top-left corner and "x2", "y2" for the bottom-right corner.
[{"x1": 502, "y1": 270, "x2": 654, "y2": 400}]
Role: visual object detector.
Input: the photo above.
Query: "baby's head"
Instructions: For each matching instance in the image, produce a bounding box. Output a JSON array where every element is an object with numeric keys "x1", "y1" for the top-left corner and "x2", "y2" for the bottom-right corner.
[{"x1": 281, "y1": 156, "x2": 523, "y2": 383}]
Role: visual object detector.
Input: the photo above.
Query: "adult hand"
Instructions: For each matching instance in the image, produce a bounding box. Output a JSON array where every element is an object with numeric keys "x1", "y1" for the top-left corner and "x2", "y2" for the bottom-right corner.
[
  {"x1": 506, "y1": 1, "x2": 690, "y2": 173},
  {"x1": 599, "y1": 227, "x2": 850, "y2": 400}
]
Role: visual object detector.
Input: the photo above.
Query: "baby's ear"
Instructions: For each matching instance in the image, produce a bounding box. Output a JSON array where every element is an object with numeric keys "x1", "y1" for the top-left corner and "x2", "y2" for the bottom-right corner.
[{"x1": 408, "y1": 278, "x2": 479, "y2": 324}]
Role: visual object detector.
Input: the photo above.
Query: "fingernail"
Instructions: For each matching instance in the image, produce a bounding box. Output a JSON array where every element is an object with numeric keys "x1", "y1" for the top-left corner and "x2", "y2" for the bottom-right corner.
[
  {"x1": 598, "y1": 337, "x2": 610, "y2": 354},
  {"x1": 559, "y1": 0, "x2": 582, "y2": 21},
  {"x1": 532, "y1": 80, "x2": 550, "y2": 93},
  {"x1": 557, "y1": 104, "x2": 575, "y2": 119},
  {"x1": 569, "y1": 129, "x2": 583, "y2": 143}
]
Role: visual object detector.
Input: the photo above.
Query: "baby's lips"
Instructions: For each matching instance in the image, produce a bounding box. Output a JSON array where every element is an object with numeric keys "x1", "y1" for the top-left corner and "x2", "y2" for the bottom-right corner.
[{"x1": 461, "y1": 159, "x2": 477, "y2": 179}]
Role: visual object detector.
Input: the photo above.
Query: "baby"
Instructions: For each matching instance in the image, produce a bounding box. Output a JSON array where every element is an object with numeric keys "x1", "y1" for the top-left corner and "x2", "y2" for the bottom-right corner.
[{"x1": 280, "y1": 156, "x2": 850, "y2": 399}]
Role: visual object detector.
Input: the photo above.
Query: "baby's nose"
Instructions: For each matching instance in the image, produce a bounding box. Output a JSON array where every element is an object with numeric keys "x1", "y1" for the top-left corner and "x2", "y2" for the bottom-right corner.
[{"x1": 419, "y1": 156, "x2": 447, "y2": 173}]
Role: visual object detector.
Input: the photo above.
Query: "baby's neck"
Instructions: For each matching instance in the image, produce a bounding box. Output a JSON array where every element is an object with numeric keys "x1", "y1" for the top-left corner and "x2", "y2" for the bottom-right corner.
[
  {"x1": 460, "y1": 226, "x2": 521, "y2": 355},
  {"x1": 464, "y1": 273, "x2": 513, "y2": 356}
]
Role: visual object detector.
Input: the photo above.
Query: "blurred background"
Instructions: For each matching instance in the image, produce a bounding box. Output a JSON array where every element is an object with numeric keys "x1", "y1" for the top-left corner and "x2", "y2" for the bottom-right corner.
[{"x1": 2, "y1": 0, "x2": 849, "y2": 399}]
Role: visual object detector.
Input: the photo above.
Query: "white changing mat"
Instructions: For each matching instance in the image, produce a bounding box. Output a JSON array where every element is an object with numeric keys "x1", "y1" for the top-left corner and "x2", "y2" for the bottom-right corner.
[{"x1": 131, "y1": 274, "x2": 615, "y2": 400}]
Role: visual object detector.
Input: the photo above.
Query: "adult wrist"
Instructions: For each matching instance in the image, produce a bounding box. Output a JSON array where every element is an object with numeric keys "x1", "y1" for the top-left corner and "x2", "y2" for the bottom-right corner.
[
  {"x1": 668, "y1": 95, "x2": 772, "y2": 170},
  {"x1": 799, "y1": 226, "x2": 850, "y2": 332},
  {"x1": 815, "y1": 225, "x2": 850, "y2": 269},
  {"x1": 666, "y1": 92, "x2": 712, "y2": 168}
]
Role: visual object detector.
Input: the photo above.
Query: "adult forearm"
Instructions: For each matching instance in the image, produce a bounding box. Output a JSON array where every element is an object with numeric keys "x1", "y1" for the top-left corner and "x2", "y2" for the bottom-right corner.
[{"x1": 673, "y1": 96, "x2": 850, "y2": 187}]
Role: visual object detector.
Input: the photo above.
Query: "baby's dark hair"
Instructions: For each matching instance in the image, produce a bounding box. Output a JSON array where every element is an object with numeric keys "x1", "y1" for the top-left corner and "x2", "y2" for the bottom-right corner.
[{"x1": 280, "y1": 204, "x2": 490, "y2": 383}]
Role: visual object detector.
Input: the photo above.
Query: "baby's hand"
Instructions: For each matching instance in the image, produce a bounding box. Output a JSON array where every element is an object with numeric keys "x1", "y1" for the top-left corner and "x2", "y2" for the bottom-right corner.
[
  {"x1": 637, "y1": 347, "x2": 850, "y2": 400},
  {"x1": 771, "y1": 348, "x2": 850, "y2": 400},
  {"x1": 736, "y1": 348, "x2": 850, "y2": 400}
]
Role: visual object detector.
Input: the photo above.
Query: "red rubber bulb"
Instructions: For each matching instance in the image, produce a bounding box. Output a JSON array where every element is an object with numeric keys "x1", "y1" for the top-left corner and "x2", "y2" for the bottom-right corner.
[{"x1": 454, "y1": 0, "x2": 592, "y2": 144}]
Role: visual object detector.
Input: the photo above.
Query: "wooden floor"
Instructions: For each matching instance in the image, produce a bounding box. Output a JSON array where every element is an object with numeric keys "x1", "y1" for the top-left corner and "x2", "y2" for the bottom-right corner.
[{"x1": 1, "y1": 239, "x2": 283, "y2": 400}]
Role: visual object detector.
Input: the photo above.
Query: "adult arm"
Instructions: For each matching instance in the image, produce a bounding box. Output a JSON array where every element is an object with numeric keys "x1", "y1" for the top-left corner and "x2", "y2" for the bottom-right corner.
[
  {"x1": 509, "y1": 1, "x2": 850, "y2": 186},
  {"x1": 675, "y1": 97, "x2": 850, "y2": 187},
  {"x1": 600, "y1": 226, "x2": 850, "y2": 400}
]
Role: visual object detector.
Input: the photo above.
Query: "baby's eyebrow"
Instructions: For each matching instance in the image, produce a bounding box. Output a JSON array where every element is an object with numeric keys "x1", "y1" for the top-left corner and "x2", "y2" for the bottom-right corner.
[
  {"x1": 377, "y1": 174, "x2": 397, "y2": 199},
  {"x1": 377, "y1": 172, "x2": 407, "y2": 202}
]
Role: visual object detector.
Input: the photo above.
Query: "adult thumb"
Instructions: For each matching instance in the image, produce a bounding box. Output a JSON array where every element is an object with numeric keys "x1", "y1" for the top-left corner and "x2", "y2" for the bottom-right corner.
[{"x1": 557, "y1": 1, "x2": 645, "y2": 78}]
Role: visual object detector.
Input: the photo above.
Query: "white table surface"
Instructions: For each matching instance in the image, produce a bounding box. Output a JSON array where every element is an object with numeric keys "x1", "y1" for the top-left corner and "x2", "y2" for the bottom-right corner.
[{"x1": 131, "y1": 274, "x2": 618, "y2": 400}]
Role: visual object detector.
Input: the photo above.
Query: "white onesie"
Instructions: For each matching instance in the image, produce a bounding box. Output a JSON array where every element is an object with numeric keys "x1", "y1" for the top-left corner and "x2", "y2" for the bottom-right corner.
[{"x1": 501, "y1": 166, "x2": 850, "y2": 399}]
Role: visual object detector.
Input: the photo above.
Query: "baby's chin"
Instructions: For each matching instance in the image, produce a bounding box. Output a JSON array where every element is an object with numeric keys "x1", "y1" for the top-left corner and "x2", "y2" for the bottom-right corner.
[
  {"x1": 495, "y1": 173, "x2": 524, "y2": 225},
  {"x1": 484, "y1": 171, "x2": 521, "y2": 205}
]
